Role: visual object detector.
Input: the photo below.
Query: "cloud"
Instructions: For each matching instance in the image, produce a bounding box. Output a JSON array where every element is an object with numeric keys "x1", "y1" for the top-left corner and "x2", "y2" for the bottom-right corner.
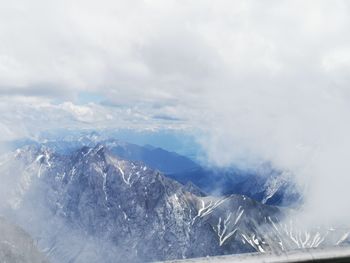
[{"x1": 1, "y1": 0, "x2": 350, "y2": 226}]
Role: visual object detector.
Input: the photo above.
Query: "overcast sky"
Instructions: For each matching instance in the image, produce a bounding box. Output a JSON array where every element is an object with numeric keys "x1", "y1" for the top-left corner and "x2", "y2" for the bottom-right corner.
[{"x1": 2, "y1": 0, "x2": 350, "y2": 225}]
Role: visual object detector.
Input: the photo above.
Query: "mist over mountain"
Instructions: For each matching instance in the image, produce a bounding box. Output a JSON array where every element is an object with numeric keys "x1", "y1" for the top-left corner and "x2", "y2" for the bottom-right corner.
[
  {"x1": 0, "y1": 217, "x2": 49, "y2": 263},
  {"x1": 1, "y1": 1, "x2": 350, "y2": 262},
  {"x1": 0, "y1": 136, "x2": 349, "y2": 262},
  {"x1": 11, "y1": 132, "x2": 300, "y2": 206}
]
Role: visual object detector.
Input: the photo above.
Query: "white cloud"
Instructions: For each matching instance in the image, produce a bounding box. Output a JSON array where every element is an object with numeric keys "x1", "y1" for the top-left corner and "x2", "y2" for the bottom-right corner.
[{"x1": 1, "y1": 0, "x2": 350, "y2": 226}]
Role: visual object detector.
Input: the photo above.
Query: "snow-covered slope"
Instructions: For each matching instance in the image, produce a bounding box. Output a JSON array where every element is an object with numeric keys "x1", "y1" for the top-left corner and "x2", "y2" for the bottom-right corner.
[
  {"x1": 167, "y1": 164, "x2": 301, "y2": 207},
  {"x1": 0, "y1": 143, "x2": 348, "y2": 262},
  {"x1": 12, "y1": 133, "x2": 300, "y2": 206}
]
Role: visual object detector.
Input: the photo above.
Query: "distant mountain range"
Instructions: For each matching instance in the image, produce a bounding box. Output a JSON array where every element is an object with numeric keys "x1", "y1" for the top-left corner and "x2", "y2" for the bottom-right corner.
[
  {"x1": 0, "y1": 136, "x2": 349, "y2": 262},
  {"x1": 12, "y1": 133, "x2": 300, "y2": 206}
]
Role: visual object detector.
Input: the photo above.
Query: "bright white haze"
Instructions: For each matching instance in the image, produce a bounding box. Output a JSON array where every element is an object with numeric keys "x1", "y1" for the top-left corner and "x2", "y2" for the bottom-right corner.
[{"x1": 1, "y1": 0, "x2": 350, "y2": 225}]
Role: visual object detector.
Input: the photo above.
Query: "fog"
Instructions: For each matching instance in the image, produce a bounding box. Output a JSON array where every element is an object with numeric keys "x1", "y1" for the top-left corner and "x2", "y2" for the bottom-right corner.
[
  {"x1": 1, "y1": 0, "x2": 350, "y2": 232},
  {"x1": 196, "y1": 77, "x2": 350, "y2": 226}
]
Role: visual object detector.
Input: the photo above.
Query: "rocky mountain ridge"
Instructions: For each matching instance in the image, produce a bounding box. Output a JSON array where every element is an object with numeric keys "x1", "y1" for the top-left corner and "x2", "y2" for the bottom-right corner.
[{"x1": 0, "y1": 142, "x2": 348, "y2": 262}]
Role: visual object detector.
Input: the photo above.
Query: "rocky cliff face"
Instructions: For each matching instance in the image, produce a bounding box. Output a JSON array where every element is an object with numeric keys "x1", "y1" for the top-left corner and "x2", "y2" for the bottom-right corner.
[
  {"x1": 12, "y1": 133, "x2": 300, "y2": 206},
  {"x1": 0, "y1": 143, "x2": 348, "y2": 263}
]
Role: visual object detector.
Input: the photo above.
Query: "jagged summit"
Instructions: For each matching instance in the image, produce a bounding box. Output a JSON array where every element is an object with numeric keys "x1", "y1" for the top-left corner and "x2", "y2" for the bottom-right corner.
[
  {"x1": 12, "y1": 135, "x2": 301, "y2": 207},
  {"x1": 0, "y1": 142, "x2": 348, "y2": 263}
]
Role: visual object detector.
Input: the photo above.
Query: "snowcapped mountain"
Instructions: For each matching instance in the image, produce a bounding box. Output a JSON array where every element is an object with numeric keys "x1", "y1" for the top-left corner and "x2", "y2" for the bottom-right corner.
[
  {"x1": 0, "y1": 141, "x2": 349, "y2": 262},
  {"x1": 12, "y1": 132, "x2": 300, "y2": 206},
  {"x1": 167, "y1": 164, "x2": 301, "y2": 207},
  {"x1": 13, "y1": 132, "x2": 199, "y2": 174}
]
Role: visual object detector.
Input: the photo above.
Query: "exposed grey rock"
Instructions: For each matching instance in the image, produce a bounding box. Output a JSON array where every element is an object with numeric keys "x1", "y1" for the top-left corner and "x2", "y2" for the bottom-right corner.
[{"x1": 0, "y1": 144, "x2": 348, "y2": 263}]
